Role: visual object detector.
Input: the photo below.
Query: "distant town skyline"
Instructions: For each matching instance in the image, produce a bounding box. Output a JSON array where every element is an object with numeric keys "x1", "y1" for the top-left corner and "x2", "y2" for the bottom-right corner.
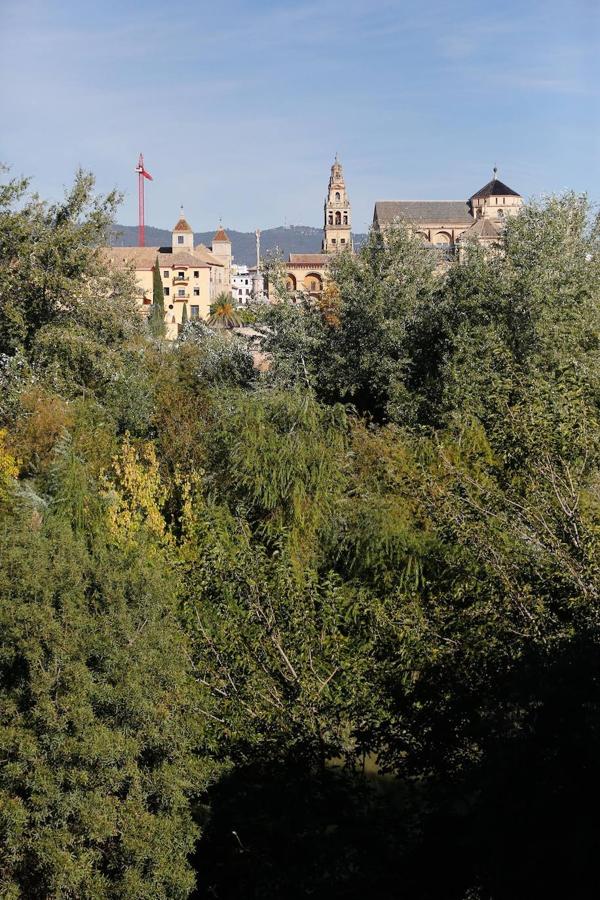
[{"x1": 1, "y1": 0, "x2": 598, "y2": 233}]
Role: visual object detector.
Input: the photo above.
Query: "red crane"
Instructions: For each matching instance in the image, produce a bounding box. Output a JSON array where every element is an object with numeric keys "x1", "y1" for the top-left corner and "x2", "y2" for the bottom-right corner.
[{"x1": 135, "y1": 153, "x2": 153, "y2": 247}]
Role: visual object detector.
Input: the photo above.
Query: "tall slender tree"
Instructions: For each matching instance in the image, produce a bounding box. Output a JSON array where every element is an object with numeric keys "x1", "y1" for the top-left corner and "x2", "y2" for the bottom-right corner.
[{"x1": 149, "y1": 257, "x2": 165, "y2": 338}]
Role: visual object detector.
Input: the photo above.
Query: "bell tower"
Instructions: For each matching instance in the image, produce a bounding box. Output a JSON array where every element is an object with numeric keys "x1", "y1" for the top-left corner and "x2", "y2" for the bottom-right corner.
[{"x1": 322, "y1": 155, "x2": 352, "y2": 253}]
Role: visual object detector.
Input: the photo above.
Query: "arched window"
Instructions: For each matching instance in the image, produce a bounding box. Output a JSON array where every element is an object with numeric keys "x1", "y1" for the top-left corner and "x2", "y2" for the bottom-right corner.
[
  {"x1": 335, "y1": 211, "x2": 341, "y2": 225},
  {"x1": 304, "y1": 273, "x2": 322, "y2": 293},
  {"x1": 343, "y1": 213, "x2": 348, "y2": 225},
  {"x1": 328, "y1": 213, "x2": 333, "y2": 225},
  {"x1": 335, "y1": 192, "x2": 340, "y2": 201}
]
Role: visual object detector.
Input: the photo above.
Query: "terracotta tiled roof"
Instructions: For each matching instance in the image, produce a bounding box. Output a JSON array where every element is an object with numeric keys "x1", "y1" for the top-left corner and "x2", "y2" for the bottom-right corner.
[
  {"x1": 288, "y1": 253, "x2": 330, "y2": 265},
  {"x1": 100, "y1": 246, "x2": 158, "y2": 269},
  {"x1": 194, "y1": 244, "x2": 224, "y2": 266},
  {"x1": 374, "y1": 201, "x2": 473, "y2": 226},
  {"x1": 212, "y1": 228, "x2": 231, "y2": 242},
  {"x1": 469, "y1": 178, "x2": 520, "y2": 200},
  {"x1": 458, "y1": 217, "x2": 501, "y2": 241},
  {"x1": 173, "y1": 217, "x2": 193, "y2": 233},
  {"x1": 100, "y1": 246, "x2": 219, "y2": 270},
  {"x1": 158, "y1": 251, "x2": 209, "y2": 267}
]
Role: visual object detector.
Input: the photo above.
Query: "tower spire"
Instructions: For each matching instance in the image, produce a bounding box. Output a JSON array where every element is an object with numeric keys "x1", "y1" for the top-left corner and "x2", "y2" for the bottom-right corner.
[{"x1": 322, "y1": 157, "x2": 352, "y2": 253}]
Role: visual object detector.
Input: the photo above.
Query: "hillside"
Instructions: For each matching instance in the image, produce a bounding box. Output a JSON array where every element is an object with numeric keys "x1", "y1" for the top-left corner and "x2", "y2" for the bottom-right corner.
[{"x1": 109, "y1": 224, "x2": 368, "y2": 266}]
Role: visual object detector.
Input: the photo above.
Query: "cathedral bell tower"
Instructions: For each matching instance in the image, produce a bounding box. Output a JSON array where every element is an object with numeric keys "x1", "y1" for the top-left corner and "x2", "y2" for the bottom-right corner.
[{"x1": 322, "y1": 155, "x2": 352, "y2": 253}]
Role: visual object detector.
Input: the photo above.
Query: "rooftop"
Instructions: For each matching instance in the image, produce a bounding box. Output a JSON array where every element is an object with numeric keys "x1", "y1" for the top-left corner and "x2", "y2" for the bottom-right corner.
[
  {"x1": 458, "y1": 217, "x2": 501, "y2": 241},
  {"x1": 100, "y1": 246, "x2": 222, "y2": 270},
  {"x1": 374, "y1": 200, "x2": 473, "y2": 226},
  {"x1": 469, "y1": 177, "x2": 521, "y2": 201},
  {"x1": 288, "y1": 252, "x2": 331, "y2": 265}
]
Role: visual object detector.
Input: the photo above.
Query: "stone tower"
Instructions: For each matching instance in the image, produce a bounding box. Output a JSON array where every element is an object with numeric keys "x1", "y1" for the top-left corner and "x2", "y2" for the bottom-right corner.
[
  {"x1": 211, "y1": 226, "x2": 232, "y2": 294},
  {"x1": 322, "y1": 155, "x2": 352, "y2": 253}
]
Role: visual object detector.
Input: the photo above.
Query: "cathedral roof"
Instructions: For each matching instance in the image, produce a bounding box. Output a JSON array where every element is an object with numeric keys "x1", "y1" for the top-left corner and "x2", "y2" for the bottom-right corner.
[
  {"x1": 469, "y1": 178, "x2": 520, "y2": 200},
  {"x1": 288, "y1": 253, "x2": 330, "y2": 266},
  {"x1": 458, "y1": 217, "x2": 501, "y2": 241},
  {"x1": 212, "y1": 227, "x2": 231, "y2": 243},
  {"x1": 374, "y1": 201, "x2": 472, "y2": 226}
]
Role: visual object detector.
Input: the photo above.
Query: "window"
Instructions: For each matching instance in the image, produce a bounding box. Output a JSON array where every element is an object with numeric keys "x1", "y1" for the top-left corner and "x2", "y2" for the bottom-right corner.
[
  {"x1": 332, "y1": 238, "x2": 336, "y2": 245},
  {"x1": 335, "y1": 191, "x2": 340, "y2": 201},
  {"x1": 163, "y1": 270, "x2": 169, "y2": 278},
  {"x1": 193, "y1": 288, "x2": 200, "y2": 296},
  {"x1": 311, "y1": 280, "x2": 317, "y2": 291},
  {"x1": 194, "y1": 270, "x2": 199, "y2": 277},
  {"x1": 497, "y1": 209, "x2": 504, "y2": 219},
  {"x1": 335, "y1": 211, "x2": 341, "y2": 225},
  {"x1": 177, "y1": 235, "x2": 184, "y2": 244},
  {"x1": 343, "y1": 214, "x2": 348, "y2": 225},
  {"x1": 177, "y1": 288, "x2": 185, "y2": 298},
  {"x1": 328, "y1": 213, "x2": 333, "y2": 225},
  {"x1": 341, "y1": 238, "x2": 346, "y2": 245},
  {"x1": 164, "y1": 287, "x2": 170, "y2": 296},
  {"x1": 239, "y1": 289, "x2": 243, "y2": 295},
  {"x1": 178, "y1": 271, "x2": 184, "y2": 278},
  {"x1": 191, "y1": 305, "x2": 200, "y2": 319}
]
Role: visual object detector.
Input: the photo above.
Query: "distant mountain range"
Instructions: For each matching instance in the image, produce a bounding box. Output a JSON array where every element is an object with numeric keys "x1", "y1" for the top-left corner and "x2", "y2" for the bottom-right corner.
[{"x1": 109, "y1": 224, "x2": 368, "y2": 267}]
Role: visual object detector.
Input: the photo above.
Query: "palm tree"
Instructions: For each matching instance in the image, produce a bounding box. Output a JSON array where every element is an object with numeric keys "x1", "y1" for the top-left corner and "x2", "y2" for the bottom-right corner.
[{"x1": 207, "y1": 293, "x2": 243, "y2": 329}]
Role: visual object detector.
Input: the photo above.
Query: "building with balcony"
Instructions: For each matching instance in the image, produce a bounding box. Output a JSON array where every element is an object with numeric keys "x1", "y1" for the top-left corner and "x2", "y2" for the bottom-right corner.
[{"x1": 102, "y1": 210, "x2": 231, "y2": 339}]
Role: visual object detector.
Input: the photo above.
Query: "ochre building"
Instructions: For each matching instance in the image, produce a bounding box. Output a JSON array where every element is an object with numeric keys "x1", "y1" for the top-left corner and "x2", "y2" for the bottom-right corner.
[{"x1": 103, "y1": 210, "x2": 232, "y2": 339}]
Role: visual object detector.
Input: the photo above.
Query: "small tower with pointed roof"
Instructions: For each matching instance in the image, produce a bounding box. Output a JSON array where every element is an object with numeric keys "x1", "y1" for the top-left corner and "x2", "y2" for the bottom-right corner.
[
  {"x1": 211, "y1": 225, "x2": 232, "y2": 294},
  {"x1": 172, "y1": 206, "x2": 194, "y2": 253},
  {"x1": 322, "y1": 156, "x2": 352, "y2": 253},
  {"x1": 468, "y1": 168, "x2": 523, "y2": 222}
]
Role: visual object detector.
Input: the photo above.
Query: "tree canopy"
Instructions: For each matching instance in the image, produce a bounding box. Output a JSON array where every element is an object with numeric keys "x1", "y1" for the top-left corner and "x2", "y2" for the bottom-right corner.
[{"x1": 2, "y1": 169, "x2": 600, "y2": 898}]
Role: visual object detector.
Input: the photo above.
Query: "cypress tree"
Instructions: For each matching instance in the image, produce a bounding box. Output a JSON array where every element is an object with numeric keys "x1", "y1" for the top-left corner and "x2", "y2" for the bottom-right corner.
[
  {"x1": 149, "y1": 257, "x2": 165, "y2": 338},
  {"x1": 181, "y1": 301, "x2": 188, "y2": 330}
]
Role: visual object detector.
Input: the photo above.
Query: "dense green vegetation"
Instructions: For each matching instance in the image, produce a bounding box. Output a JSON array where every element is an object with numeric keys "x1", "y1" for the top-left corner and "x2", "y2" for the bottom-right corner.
[{"x1": 1, "y1": 169, "x2": 600, "y2": 899}]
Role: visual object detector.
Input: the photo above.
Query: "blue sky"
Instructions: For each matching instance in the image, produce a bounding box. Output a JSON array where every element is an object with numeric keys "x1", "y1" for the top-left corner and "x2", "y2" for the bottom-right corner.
[{"x1": 1, "y1": 0, "x2": 598, "y2": 232}]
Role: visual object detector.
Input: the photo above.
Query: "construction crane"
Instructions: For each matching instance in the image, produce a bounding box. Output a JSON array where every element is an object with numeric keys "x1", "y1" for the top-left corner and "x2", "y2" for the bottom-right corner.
[{"x1": 135, "y1": 153, "x2": 153, "y2": 247}]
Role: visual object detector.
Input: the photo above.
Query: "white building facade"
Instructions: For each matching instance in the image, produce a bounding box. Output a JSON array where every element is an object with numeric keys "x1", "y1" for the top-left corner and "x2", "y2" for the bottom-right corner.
[{"x1": 231, "y1": 265, "x2": 254, "y2": 305}]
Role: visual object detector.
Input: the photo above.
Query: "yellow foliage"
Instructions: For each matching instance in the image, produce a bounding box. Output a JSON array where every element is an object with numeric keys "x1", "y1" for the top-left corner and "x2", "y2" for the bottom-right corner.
[
  {"x1": 105, "y1": 436, "x2": 172, "y2": 546},
  {"x1": 0, "y1": 429, "x2": 19, "y2": 501},
  {"x1": 318, "y1": 282, "x2": 342, "y2": 329}
]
